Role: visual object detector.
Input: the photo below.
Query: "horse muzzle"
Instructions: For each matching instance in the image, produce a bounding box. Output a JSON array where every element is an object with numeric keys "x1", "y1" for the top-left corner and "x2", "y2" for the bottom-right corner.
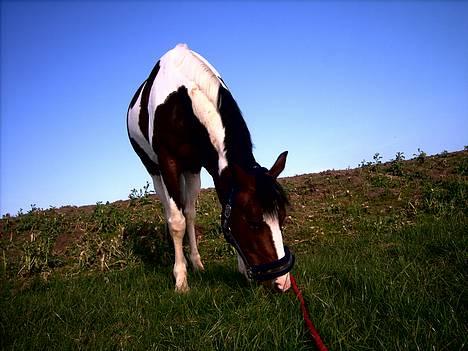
[{"x1": 246, "y1": 246, "x2": 295, "y2": 283}]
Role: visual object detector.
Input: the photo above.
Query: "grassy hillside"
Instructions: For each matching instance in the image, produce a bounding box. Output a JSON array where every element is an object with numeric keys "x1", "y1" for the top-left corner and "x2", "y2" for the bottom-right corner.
[{"x1": 1, "y1": 149, "x2": 467, "y2": 350}]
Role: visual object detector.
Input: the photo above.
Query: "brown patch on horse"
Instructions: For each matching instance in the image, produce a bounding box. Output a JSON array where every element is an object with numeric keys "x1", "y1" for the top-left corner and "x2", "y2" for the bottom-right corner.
[
  {"x1": 229, "y1": 167, "x2": 280, "y2": 266},
  {"x1": 152, "y1": 86, "x2": 219, "y2": 208}
]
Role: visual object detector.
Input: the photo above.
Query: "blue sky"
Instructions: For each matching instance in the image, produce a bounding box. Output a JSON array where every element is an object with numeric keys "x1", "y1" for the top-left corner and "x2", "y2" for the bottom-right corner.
[{"x1": 1, "y1": 1, "x2": 467, "y2": 216}]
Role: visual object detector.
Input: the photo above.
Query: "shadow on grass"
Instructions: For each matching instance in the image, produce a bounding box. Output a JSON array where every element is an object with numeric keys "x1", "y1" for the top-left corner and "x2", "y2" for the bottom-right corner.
[
  {"x1": 123, "y1": 221, "x2": 251, "y2": 290},
  {"x1": 123, "y1": 221, "x2": 174, "y2": 267},
  {"x1": 192, "y1": 262, "x2": 253, "y2": 291}
]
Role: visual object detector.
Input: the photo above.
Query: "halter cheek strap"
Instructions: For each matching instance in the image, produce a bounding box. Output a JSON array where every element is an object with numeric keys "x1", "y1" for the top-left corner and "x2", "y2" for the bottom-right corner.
[{"x1": 221, "y1": 191, "x2": 295, "y2": 282}]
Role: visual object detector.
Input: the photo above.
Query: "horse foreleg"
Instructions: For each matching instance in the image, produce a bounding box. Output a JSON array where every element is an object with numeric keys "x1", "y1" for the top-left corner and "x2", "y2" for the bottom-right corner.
[
  {"x1": 152, "y1": 174, "x2": 189, "y2": 293},
  {"x1": 167, "y1": 199, "x2": 188, "y2": 292},
  {"x1": 183, "y1": 172, "x2": 204, "y2": 271}
]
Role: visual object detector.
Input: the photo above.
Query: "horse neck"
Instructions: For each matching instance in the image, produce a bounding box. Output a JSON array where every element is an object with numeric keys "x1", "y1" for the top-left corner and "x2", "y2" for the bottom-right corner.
[
  {"x1": 210, "y1": 166, "x2": 233, "y2": 208},
  {"x1": 213, "y1": 84, "x2": 256, "y2": 197},
  {"x1": 207, "y1": 139, "x2": 256, "y2": 207}
]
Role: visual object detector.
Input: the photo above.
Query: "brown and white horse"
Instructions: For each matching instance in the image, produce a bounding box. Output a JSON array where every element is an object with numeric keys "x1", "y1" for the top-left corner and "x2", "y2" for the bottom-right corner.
[{"x1": 127, "y1": 44, "x2": 294, "y2": 293}]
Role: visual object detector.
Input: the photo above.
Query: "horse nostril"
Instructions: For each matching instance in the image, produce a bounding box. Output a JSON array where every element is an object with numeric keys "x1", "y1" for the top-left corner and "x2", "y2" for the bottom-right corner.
[
  {"x1": 274, "y1": 281, "x2": 287, "y2": 293},
  {"x1": 274, "y1": 275, "x2": 291, "y2": 293}
]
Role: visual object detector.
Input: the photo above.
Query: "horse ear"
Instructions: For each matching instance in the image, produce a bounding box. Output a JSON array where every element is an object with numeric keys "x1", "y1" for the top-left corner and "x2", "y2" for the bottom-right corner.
[
  {"x1": 232, "y1": 164, "x2": 255, "y2": 190},
  {"x1": 268, "y1": 151, "x2": 288, "y2": 179}
]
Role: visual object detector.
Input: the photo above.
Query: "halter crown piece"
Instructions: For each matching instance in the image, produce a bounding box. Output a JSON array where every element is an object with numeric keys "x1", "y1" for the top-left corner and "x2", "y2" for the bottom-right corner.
[{"x1": 221, "y1": 186, "x2": 295, "y2": 282}]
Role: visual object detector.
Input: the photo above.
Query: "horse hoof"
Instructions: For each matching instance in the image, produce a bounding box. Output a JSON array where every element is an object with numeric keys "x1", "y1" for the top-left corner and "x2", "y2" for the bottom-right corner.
[
  {"x1": 193, "y1": 261, "x2": 205, "y2": 272},
  {"x1": 190, "y1": 255, "x2": 205, "y2": 271},
  {"x1": 175, "y1": 282, "x2": 190, "y2": 293}
]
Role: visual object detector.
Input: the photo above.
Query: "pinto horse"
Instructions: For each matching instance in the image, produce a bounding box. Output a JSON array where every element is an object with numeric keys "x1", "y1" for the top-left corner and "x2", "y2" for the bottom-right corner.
[{"x1": 127, "y1": 44, "x2": 294, "y2": 293}]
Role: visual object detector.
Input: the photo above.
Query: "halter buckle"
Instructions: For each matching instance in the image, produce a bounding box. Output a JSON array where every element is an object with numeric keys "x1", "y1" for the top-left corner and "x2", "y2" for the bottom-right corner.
[
  {"x1": 224, "y1": 204, "x2": 231, "y2": 220},
  {"x1": 246, "y1": 267, "x2": 254, "y2": 280}
]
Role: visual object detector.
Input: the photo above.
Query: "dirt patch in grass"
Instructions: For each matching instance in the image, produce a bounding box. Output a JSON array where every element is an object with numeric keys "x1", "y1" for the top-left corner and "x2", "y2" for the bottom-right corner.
[{"x1": 52, "y1": 227, "x2": 86, "y2": 255}]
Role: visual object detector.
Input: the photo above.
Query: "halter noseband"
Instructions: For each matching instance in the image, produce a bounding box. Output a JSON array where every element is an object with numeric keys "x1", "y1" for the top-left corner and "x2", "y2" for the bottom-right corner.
[{"x1": 221, "y1": 190, "x2": 295, "y2": 282}]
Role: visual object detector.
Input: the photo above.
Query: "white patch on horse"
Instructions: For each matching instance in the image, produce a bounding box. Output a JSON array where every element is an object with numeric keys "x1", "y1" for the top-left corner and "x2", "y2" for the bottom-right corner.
[
  {"x1": 148, "y1": 43, "x2": 228, "y2": 174},
  {"x1": 127, "y1": 81, "x2": 159, "y2": 165},
  {"x1": 190, "y1": 50, "x2": 228, "y2": 89},
  {"x1": 188, "y1": 84, "x2": 228, "y2": 172},
  {"x1": 263, "y1": 214, "x2": 291, "y2": 291},
  {"x1": 263, "y1": 214, "x2": 285, "y2": 259}
]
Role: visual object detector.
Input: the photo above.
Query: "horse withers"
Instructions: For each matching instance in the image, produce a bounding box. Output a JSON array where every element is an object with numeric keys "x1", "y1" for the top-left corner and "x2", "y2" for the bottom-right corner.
[{"x1": 127, "y1": 44, "x2": 294, "y2": 293}]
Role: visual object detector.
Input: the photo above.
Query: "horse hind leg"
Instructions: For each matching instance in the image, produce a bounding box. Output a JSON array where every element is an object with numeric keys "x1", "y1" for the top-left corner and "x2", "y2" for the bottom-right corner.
[
  {"x1": 183, "y1": 172, "x2": 204, "y2": 271},
  {"x1": 152, "y1": 174, "x2": 189, "y2": 293}
]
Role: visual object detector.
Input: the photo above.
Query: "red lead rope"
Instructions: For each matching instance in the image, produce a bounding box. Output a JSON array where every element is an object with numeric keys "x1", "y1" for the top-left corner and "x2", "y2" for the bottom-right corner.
[{"x1": 290, "y1": 274, "x2": 328, "y2": 351}]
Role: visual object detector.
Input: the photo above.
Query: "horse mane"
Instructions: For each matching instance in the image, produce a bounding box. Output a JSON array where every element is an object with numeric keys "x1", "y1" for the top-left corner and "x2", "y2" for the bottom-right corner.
[
  {"x1": 254, "y1": 168, "x2": 289, "y2": 216},
  {"x1": 217, "y1": 85, "x2": 256, "y2": 169}
]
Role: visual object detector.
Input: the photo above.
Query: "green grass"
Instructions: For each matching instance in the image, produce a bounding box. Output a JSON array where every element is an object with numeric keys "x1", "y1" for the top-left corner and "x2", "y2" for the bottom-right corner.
[
  {"x1": 300, "y1": 214, "x2": 467, "y2": 350},
  {"x1": 1, "y1": 264, "x2": 306, "y2": 350},
  {"x1": 1, "y1": 149, "x2": 467, "y2": 350}
]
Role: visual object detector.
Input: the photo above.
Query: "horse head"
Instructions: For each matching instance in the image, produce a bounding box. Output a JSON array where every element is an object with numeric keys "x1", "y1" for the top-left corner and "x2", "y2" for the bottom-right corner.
[{"x1": 222, "y1": 151, "x2": 294, "y2": 292}]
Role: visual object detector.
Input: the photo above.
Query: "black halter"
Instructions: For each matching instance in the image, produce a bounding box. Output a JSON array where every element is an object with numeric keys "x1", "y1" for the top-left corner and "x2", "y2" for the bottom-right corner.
[{"x1": 221, "y1": 189, "x2": 295, "y2": 282}]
